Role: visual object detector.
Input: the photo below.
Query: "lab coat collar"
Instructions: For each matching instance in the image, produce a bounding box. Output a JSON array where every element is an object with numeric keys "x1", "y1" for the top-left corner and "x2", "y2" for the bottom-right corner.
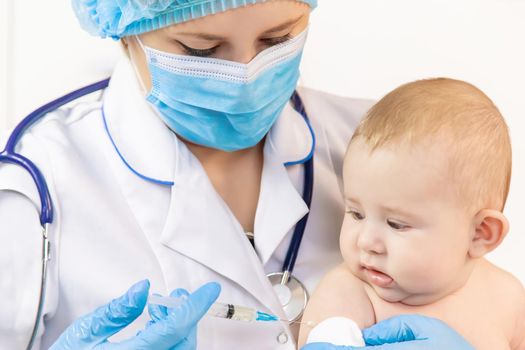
[
  {"x1": 102, "y1": 58, "x2": 177, "y2": 186},
  {"x1": 255, "y1": 100, "x2": 314, "y2": 265},
  {"x1": 255, "y1": 136, "x2": 310, "y2": 266},
  {"x1": 267, "y1": 101, "x2": 315, "y2": 166}
]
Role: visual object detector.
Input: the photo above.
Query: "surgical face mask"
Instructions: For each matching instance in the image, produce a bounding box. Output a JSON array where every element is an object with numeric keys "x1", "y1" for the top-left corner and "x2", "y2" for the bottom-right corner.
[{"x1": 136, "y1": 29, "x2": 308, "y2": 152}]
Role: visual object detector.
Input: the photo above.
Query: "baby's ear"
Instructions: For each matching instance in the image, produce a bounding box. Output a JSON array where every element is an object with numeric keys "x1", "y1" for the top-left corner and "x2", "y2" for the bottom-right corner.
[{"x1": 468, "y1": 209, "x2": 509, "y2": 258}]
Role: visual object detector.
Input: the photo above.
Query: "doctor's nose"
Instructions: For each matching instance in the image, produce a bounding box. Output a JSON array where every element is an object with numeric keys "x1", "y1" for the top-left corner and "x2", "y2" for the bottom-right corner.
[
  {"x1": 230, "y1": 47, "x2": 259, "y2": 64},
  {"x1": 356, "y1": 224, "x2": 386, "y2": 255}
]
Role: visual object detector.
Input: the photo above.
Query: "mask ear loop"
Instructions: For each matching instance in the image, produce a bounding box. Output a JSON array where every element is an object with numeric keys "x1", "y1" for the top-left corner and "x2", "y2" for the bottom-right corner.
[{"x1": 127, "y1": 35, "x2": 149, "y2": 95}]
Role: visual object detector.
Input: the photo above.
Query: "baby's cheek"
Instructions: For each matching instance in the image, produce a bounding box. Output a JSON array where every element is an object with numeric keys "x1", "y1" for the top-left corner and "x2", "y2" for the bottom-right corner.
[
  {"x1": 339, "y1": 217, "x2": 359, "y2": 265},
  {"x1": 396, "y1": 251, "x2": 450, "y2": 292}
]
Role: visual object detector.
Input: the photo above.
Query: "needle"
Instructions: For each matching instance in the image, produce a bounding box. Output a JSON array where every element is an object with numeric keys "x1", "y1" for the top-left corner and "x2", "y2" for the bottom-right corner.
[{"x1": 283, "y1": 319, "x2": 316, "y2": 327}]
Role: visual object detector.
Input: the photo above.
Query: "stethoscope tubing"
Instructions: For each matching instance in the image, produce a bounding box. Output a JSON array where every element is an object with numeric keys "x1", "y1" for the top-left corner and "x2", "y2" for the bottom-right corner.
[{"x1": 0, "y1": 152, "x2": 52, "y2": 226}]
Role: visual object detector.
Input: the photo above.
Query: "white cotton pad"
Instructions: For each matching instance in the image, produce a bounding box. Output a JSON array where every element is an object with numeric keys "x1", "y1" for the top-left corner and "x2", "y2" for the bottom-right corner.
[{"x1": 306, "y1": 317, "x2": 365, "y2": 346}]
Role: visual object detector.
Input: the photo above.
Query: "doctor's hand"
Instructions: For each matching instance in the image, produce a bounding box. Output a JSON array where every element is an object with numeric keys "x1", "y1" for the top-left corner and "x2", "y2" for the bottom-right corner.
[
  {"x1": 301, "y1": 314, "x2": 474, "y2": 350},
  {"x1": 49, "y1": 280, "x2": 221, "y2": 350}
]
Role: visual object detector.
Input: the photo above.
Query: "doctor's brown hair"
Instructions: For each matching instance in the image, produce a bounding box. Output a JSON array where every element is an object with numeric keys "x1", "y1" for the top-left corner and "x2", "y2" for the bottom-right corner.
[{"x1": 350, "y1": 78, "x2": 512, "y2": 212}]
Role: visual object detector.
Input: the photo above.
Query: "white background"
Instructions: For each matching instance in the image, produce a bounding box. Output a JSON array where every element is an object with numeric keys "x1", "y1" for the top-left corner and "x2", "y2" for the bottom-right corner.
[{"x1": 1, "y1": 0, "x2": 524, "y2": 283}]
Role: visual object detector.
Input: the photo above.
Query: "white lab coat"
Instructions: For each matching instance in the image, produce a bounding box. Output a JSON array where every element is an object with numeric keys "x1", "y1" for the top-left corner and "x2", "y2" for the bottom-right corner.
[{"x1": 0, "y1": 58, "x2": 373, "y2": 349}]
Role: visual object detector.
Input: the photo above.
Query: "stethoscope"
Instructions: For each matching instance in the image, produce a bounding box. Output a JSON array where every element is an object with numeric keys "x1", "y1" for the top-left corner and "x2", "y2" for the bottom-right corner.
[{"x1": 0, "y1": 79, "x2": 314, "y2": 349}]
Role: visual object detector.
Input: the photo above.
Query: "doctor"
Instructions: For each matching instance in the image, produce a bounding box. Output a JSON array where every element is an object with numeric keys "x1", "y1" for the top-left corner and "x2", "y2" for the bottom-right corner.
[{"x1": 0, "y1": 0, "x2": 473, "y2": 349}]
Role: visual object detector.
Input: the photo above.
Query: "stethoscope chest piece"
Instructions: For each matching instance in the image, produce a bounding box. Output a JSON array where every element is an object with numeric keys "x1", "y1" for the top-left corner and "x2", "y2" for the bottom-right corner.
[{"x1": 268, "y1": 272, "x2": 309, "y2": 322}]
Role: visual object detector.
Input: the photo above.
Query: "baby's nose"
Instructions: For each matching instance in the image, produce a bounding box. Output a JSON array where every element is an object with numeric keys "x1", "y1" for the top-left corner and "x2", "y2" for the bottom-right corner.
[{"x1": 357, "y1": 226, "x2": 386, "y2": 255}]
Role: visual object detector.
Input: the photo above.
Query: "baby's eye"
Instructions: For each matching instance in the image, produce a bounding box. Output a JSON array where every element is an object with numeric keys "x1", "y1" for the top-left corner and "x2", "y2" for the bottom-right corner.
[
  {"x1": 387, "y1": 219, "x2": 410, "y2": 231},
  {"x1": 348, "y1": 210, "x2": 365, "y2": 221}
]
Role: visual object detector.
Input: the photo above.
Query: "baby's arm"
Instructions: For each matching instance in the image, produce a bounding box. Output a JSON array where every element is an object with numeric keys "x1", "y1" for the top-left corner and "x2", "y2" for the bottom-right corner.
[{"x1": 298, "y1": 264, "x2": 375, "y2": 348}]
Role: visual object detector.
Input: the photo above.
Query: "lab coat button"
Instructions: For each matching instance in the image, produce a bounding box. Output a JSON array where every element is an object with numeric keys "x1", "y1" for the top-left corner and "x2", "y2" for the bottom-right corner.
[{"x1": 277, "y1": 331, "x2": 289, "y2": 344}]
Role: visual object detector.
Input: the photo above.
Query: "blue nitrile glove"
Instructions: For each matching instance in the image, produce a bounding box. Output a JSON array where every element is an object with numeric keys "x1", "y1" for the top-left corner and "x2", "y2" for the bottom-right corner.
[
  {"x1": 50, "y1": 280, "x2": 221, "y2": 350},
  {"x1": 145, "y1": 288, "x2": 198, "y2": 349},
  {"x1": 301, "y1": 314, "x2": 474, "y2": 350}
]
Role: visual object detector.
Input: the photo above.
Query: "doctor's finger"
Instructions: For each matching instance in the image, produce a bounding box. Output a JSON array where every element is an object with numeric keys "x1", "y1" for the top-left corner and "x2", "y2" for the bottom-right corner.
[
  {"x1": 148, "y1": 298, "x2": 168, "y2": 323},
  {"x1": 361, "y1": 315, "x2": 422, "y2": 345},
  {"x1": 148, "y1": 288, "x2": 189, "y2": 323},
  {"x1": 122, "y1": 282, "x2": 221, "y2": 348},
  {"x1": 50, "y1": 280, "x2": 150, "y2": 350}
]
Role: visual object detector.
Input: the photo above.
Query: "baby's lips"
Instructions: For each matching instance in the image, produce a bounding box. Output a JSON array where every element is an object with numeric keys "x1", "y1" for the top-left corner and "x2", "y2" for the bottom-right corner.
[{"x1": 365, "y1": 268, "x2": 394, "y2": 287}]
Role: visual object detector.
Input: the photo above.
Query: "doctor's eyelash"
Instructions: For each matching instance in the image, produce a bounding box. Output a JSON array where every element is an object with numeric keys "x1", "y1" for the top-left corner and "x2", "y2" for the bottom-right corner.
[
  {"x1": 177, "y1": 41, "x2": 219, "y2": 57},
  {"x1": 178, "y1": 34, "x2": 293, "y2": 57},
  {"x1": 261, "y1": 33, "x2": 293, "y2": 46}
]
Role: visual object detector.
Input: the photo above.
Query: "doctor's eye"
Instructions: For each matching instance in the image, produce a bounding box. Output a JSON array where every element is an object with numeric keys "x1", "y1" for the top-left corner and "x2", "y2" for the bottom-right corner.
[
  {"x1": 177, "y1": 41, "x2": 220, "y2": 57},
  {"x1": 347, "y1": 210, "x2": 365, "y2": 221},
  {"x1": 387, "y1": 220, "x2": 410, "y2": 231},
  {"x1": 260, "y1": 33, "x2": 292, "y2": 46}
]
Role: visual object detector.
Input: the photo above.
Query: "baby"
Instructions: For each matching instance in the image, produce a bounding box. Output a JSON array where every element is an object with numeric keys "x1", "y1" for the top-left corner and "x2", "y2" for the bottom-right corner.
[{"x1": 298, "y1": 78, "x2": 525, "y2": 349}]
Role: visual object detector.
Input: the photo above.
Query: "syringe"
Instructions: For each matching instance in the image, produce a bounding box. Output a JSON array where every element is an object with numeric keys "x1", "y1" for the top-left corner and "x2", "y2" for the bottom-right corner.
[{"x1": 148, "y1": 294, "x2": 279, "y2": 322}]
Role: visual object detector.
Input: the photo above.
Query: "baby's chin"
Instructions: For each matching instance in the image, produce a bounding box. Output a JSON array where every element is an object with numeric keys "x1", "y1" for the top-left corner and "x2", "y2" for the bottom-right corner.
[{"x1": 369, "y1": 283, "x2": 449, "y2": 306}]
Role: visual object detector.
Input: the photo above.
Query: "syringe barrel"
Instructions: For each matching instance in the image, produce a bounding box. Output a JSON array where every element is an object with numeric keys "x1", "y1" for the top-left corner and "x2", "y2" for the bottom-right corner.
[
  {"x1": 207, "y1": 303, "x2": 256, "y2": 322},
  {"x1": 149, "y1": 295, "x2": 259, "y2": 322}
]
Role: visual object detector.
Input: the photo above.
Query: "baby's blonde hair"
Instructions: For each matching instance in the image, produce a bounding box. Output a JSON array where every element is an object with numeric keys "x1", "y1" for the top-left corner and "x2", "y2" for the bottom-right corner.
[{"x1": 351, "y1": 78, "x2": 512, "y2": 212}]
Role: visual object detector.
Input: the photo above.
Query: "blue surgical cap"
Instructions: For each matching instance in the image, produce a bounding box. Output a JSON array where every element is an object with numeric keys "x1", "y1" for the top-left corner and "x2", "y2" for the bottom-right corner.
[{"x1": 72, "y1": 0, "x2": 318, "y2": 40}]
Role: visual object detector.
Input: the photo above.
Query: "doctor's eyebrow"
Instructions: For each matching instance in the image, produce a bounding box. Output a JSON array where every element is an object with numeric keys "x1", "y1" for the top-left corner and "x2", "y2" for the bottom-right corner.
[
  {"x1": 173, "y1": 15, "x2": 305, "y2": 41},
  {"x1": 262, "y1": 15, "x2": 305, "y2": 34}
]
